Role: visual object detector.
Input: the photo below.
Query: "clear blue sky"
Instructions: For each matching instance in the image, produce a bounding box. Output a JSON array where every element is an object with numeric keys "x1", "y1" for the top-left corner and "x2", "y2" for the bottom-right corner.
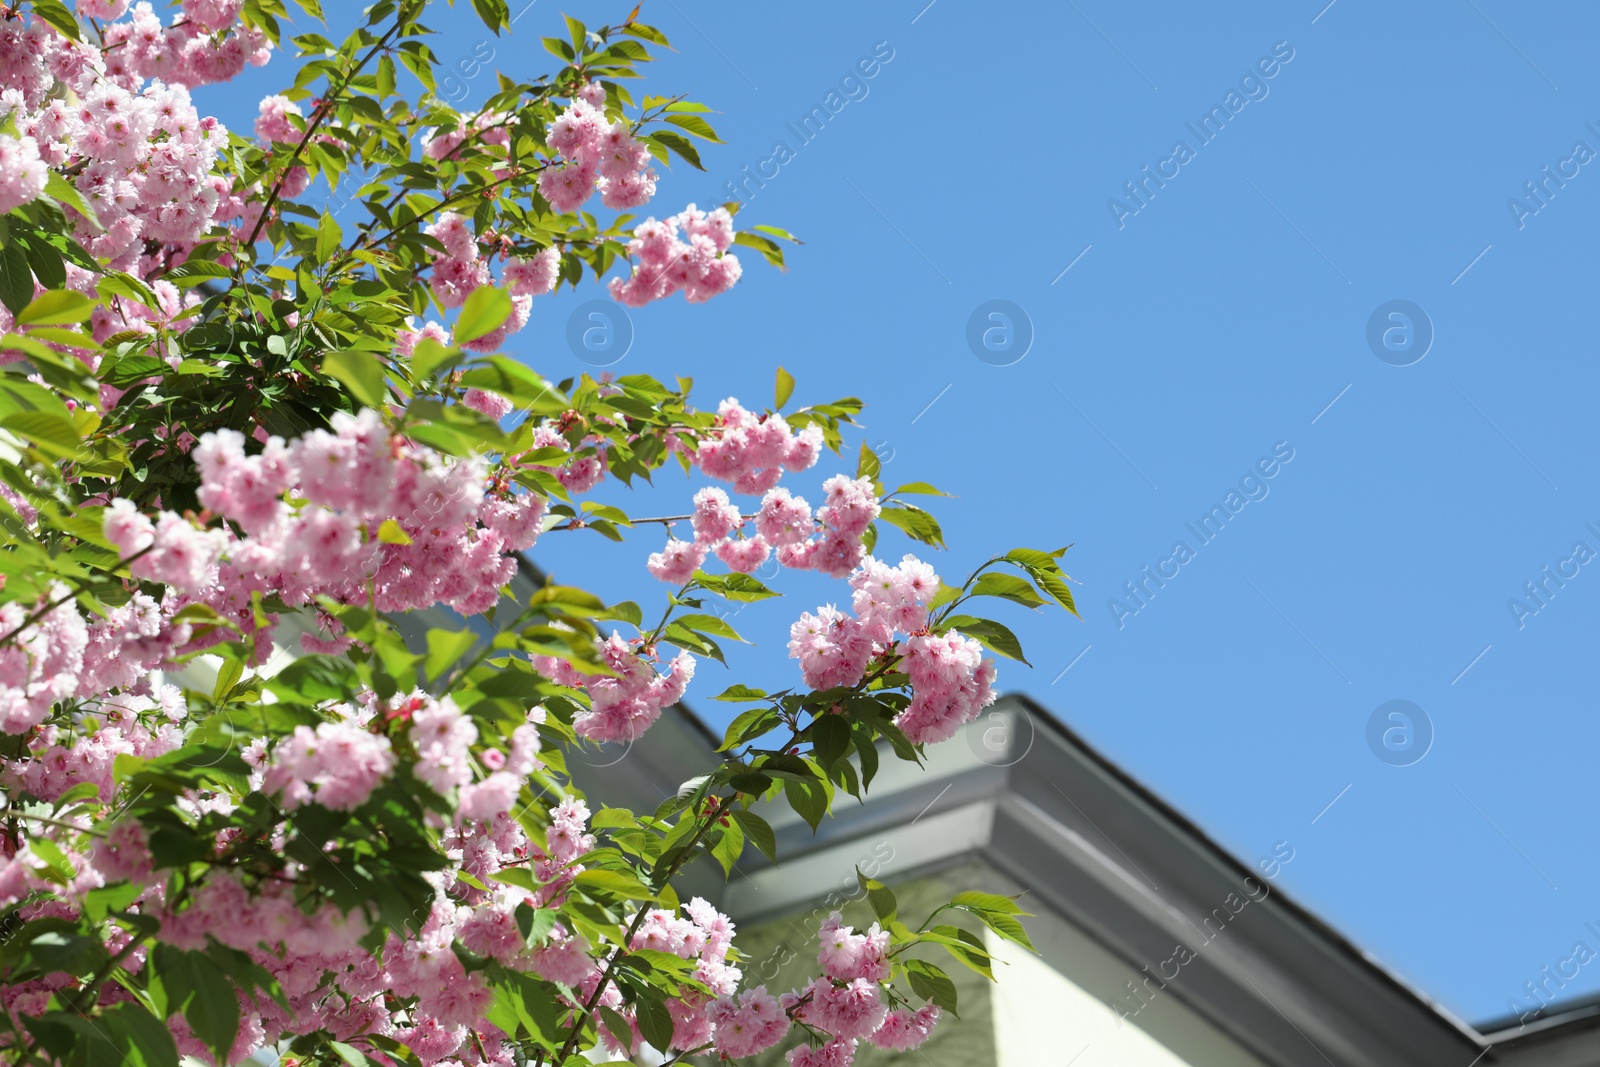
[{"x1": 209, "y1": 0, "x2": 1600, "y2": 1028}]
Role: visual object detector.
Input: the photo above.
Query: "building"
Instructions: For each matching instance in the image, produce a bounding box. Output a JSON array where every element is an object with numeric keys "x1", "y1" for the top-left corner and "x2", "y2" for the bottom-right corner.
[{"x1": 592, "y1": 694, "x2": 1600, "y2": 1066}]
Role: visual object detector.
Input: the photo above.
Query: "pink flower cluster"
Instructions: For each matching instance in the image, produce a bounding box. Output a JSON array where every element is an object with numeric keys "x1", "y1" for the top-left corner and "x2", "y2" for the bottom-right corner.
[
  {"x1": 532, "y1": 632, "x2": 694, "y2": 742},
  {"x1": 608, "y1": 204, "x2": 743, "y2": 307},
  {"x1": 3, "y1": 686, "x2": 185, "y2": 804},
  {"x1": 536, "y1": 89, "x2": 744, "y2": 307},
  {"x1": 426, "y1": 211, "x2": 494, "y2": 309},
  {"x1": 789, "y1": 555, "x2": 940, "y2": 691},
  {"x1": 541, "y1": 93, "x2": 658, "y2": 212},
  {"x1": 260, "y1": 714, "x2": 396, "y2": 812},
  {"x1": 645, "y1": 485, "x2": 768, "y2": 584},
  {"x1": 0, "y1": 697, "x2": 598, "y2": 1066},
  {"x1": 104, "y1": 500, "x2": 229, "y2": 594},
  {"x1": 695, "y1": 398, "x2": 823, "y2": 495},
  {"x1": 130, "y1": 408, "x2": 549, "y2": 651},
  {"x1": 708, "y1": 986, "x2": 791, "y2": 1058},
  {"x1": 700, "y1": 910, "x2": 940, "y2": 1063},
  {"x1": 253, "y1": 93, "x2": 301, "y2": 144},
  {"x1": 1, "y1": 69, "x2": 230, "y2": 271},
  {"x1": 590, "y1": 897, "x2": 743, "y2": 1055},
  {"x1": 423, "y1": 109, "x2": 512, "y2": 162},
  {"x1": 646, "y1": 399, "x2": 894, "y2": 589},
  {"x1": 516, "y1": 421, "x2": 608, "y2": 495},
  {"x1": 868, "y1": 1005, "x2": 941, "y2": 1051},
  {"x1": 817, "y1": 911, "x2": 890, "y2": 982},
  {"x1": 895, "y1": 630, "x2": 998, "y2": 745},
  {"x1": 99, "y1": 1, "x2": 272, "y2": 88},
  {"x1": 447, "y1": 783, "x2": 591, "y2": 923},
  {"x1": 0, "y1": 133, "x2": 46, "y2": 215},
  {"x1": 424, "y1": 212, "x2": 564, "y2": 352},
  {"x1": 789, "y1": 554, "x2": 995, "y2": 743},
  {"x1": 0, "y1": 584, "x2": 87, "y2": 735},
  {"x1": 0, "y1": 581, "x2": 201, "y2": 736}
]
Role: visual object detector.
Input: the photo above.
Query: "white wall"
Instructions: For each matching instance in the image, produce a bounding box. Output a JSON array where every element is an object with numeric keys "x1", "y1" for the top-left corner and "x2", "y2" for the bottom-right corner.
[{"x1": 986, "y1": 913, "x2": 1271, "y2": 1067}]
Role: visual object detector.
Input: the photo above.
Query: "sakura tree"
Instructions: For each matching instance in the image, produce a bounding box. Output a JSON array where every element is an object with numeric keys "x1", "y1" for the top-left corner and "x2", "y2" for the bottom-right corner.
[{"x1": 0, "y1": 1, "x2": 1078, "y2": 1064}]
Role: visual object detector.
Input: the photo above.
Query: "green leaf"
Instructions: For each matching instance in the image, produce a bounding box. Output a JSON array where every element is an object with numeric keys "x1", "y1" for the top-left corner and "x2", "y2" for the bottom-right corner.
[
  {"x1": 456, "y1": 357, "x2": 563, "y2": 414},
  {"x1": 857, "y1": 868, "x2": 897, "y2": 923},
  {"x1": 376, "y1": 518, "x2": 412, "y2": 545},
  {"x1": 410, "y1": 337, "x2": 461, "y2": 381},
  {"x1": 717, "y1": 705, "x2": 779, "y2": 752},
  {"x1": 0, "y1": 242, "x2": 34, "y2": 314},
  {"x1": 575, "y1": 868, "x2": 655, "y2": 901},
  {"x1": 709, "y1": 814, "x2": 744, "y2": 875},
  {"x1": 490, "y1": 867, "x2": 538, "y2": 891},
  {"x1": 950, "y1": 890, "x2": 1036, "y2": 951},
  {"x1": 664, "y1": 114, "x2": 723, "y2": 142},
  {"x1": 938, "y1": 615, "x2": 1030, "y2": 665},
  {"x1": 397, "y1": 45, "x2": 436, "y2": 92},
  {"x1": 856, "y1": 441, "x2": 881, "y2": 483},
  {"x1": 1002, "y1": 547, "x2": 1080, "y2": 616},
  {"x1": 598, "y1": 1005, "x2": 632, "y2": 1052},
  {"x1": 926, "y1": 925, "x2": 994, "y2": 980},
  {"x1": 751, "y1": 224, "x2": 802, "y2": 243},
  {"x1": 878, "y1": 504, "x2": 945, "y2": 549},
  {"x1": 599, "y1": 600, "x2": 642, "y2": 626},
  {"x1": 28, "y1": 0, "x2": 81, "y2": 42},
  {"x1": 19, "y1": 234, "x2": 66, "y2": 292},
  {"x1": 905, "y1": 958, "x2": 959, "y2": 1015},
  {"x1": 1, "y1": 410, "x2": 79, "y2": 458},
  {"x1": 730, "y1": 809, "x2": 777, "y2": 864},
  {"x1": 316, "y1": 210, "x2": 343, "y2": 262},
  {"x1": 970, "y1": 572, "x2": 1047, "y2": 609},
  {"x1": 376, "y1": 54, "x2": 396, "y2": 96},
  {"x1": 44, "y1": 171, "x2": 98, "y2": 227},
  {"x1": 889, "y1": 481, "x2": 952, "y2": 497},
  {"x1": 564, "y1": 13, "x2": 586, "y2": 51},
  {"x1": 15, "y1": 289, "x2": 94, "y2": 327},
  {"x1": 490, "y1": 970, "x2": 566, "y2": 1044},
  {"x1": 951, "y1": 891, "x2": 1028, "y2": 916},
  {"x1": 470, "y1": 0, "x2": 510, "y2": 31},
  {"x1": 591, "y1": 807, "x2": 638, "y2": 830},
  {"x1": 810, "y1": 713, "x2": 851, "y2": 770},
  {"x1": 712, "y1": 685, "x2": 768, "y2": 703},
  {"x1": 515, "y1": 902, "x2": 557, "y2": 945},
  {"x1": 928, "y1": 581, "x2": 962, "y2": 612},
  {"x1": 732, "y1": 230, "x2": 788, "y2": 270},
  {"x1": 648, "y1": 130, "x2": 704, "y2": 170},
  {"x1": 322, "y1": 349, "x2": 389, "y2": 409},
  {"x1": 541, "y1": 36, "x2": 575, "y2": 62},
  {"x1": 970, "y1": 908, "x2": 1035, "y2": 952},
  {"x1": 660, "y1": 620, "x2": 725, "y2": 664},
  {"x1": 424, "y1": 627, "x2": 478, "y2": 683},
  {"x1": 784, "y1": 776, "x2": 829, "y2": 831},
  {"x1": 153, "y1": 946, "x2": 240, "y2": 1066},
  {"x1": 672, "y1": 612, "x2": 747, "y2": 643},
  {"x1": 455, "y1": 286, "x2": 513, "y2": 345},
  {"x1": 692, "y1": 571, "x2": 778, "y2": 602},
  {"x1": 211, "y1": 654, "x2": 245, "y2": 703},
  {"x1": 26, "y1": 836, "x2": 76, "y2": 882},
  {"x1": 330, "y1": 1042, "x2": 374, "y2": 1066},
  {"x1": 53, "y1": 782, "x2": 101, "y2": 810},
  {"x1": 774, "y1": 365, "x2": 794, "y2": 409},
  {"x1": 635, "y1": 991, "x2": 675, "y2": 1052},
  {"x1": 84, "y1": 881, "x2": 143, "y2": 924}
]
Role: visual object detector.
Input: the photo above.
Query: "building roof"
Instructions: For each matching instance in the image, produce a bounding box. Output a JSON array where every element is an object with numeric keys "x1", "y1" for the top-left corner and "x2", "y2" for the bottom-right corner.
[{"x1": 604, "y1": 690, "x2": 1600, "y2": 1066}]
